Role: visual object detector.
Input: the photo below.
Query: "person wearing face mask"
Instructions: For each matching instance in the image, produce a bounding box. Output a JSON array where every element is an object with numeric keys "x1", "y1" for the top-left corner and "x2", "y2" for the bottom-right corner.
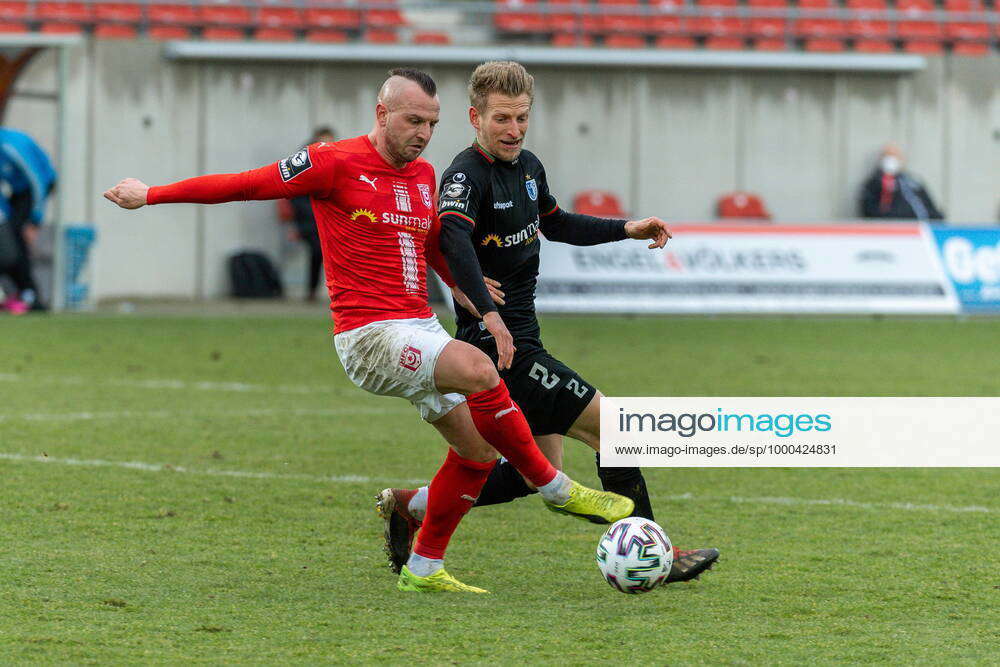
[{"x1": 860, "y1": 144, "x2": 944, "y2": 221}]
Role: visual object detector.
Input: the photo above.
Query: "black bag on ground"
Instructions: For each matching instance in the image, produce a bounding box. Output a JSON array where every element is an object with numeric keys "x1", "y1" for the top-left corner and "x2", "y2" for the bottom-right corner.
[{"x1": 228, "y1": 251, "x2": 284, "y2": 298}]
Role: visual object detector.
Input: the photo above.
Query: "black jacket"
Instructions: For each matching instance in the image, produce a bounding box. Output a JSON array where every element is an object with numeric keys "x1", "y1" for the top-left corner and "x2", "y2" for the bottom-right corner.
[{"x1": 860, "y1": 170, "x2": 944, "y2": 221}]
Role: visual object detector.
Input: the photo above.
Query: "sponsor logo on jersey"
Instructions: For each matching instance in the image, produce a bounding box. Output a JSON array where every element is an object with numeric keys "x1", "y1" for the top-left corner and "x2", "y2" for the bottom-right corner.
[
  {"x1": 399, "y1": 345, "x2": 422, "y2": 371},
  {"x1": 417, "y1": 183, "x2": 433, "y2": 208},
  {"x1": 392, "y1": 181, "x2": 412, "y2": 212},
  {"x1": 525, "y1": 177, "x2": 538, "y2": 201},
  {"x1": 359, "y1": 174, "x2": 378, "y2": 191},
  {"x1": 481, "y1": 218, "x2": 540, "y2": 248},
  {"x1": 350, "y1": 209, "x2": 378, "y2": 224},
  {"x1": 452, "y1": 172, "x2": 466, "y2": 183},
  {"x1": 439, "y1": 199, "x2": 467, "y2": 212},
  {"x1": 494, "y1": 200, "x2": 514, "y2": 210},
  {"x1": 442, "y1": 182, "x2": 469, "y2": 200},
  {"x1": 382, "y1": 211, "x2": 432, "y2": 232},
  {"x1": 279, "y1": 148, "x2": 312, "y2": 182}
]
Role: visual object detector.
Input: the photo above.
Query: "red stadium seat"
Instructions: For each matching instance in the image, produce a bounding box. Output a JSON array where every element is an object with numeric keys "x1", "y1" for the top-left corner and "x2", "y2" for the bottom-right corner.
[
  {"x1": 303, "y1": 3, "x2": 360, "y2": 29},
  {"x1": 804, "y1": 37, "x2": 845, "y2": 50},
  {"x1": 258, "y1": 6, "x2": 304, "y2": 29},
  {"x1": 95, "y1": 22, "x2": 138, "y2": 38},
  {"x1": 650, "y1": 0, "x2": 688, "y2": 38},
  {"x1": 0, "y1": 3, "x2": 31, "y2": 20},
  {"x1": 0, "y1": 21, "x2": 29, "y2": 32},
  {"x1": 304, "y1": 28, "x2": 348, "y2": 41},
  {"x1": 366, "y1": 2, "x2": 406, "y2": 28},
  {"x1": 148, "y1": 24, "x2": 192, "y2": 38},
  {"x1": 717, "y1": 191, "x2": 771, "y2": 220},
  {"x1": 754, "y1": 38, "x2": 788, "y2": 49},
  {"x1": 548, "y1": 0, "x2": 586, "y2": 33},
  {"x1": 254, "y1": 27, "x2": 296, "y2": 40},
  {"x1": 412, "y1": 30, "x2": 451, "y2": 44},
  {"x1": 846, "y1": 0, "x2": 891, "y2": 40},
  {"x1": 943, "y1": 0, "x2": 990, "y2": 45},
  {"x1": 605, "y1": 32, "x2": 646, "y2": 46},
  {"x1": 951, "y1": 41, "x2": 988, "y2": 55},
  {"x1": 94, "y1": 3, "x2": 142, "y2": 23},
  {"x1": 40, "y1": 21, "x2": 84, "y2": 32},
  {"x1": 902, "y1": 40, "x2": 943, "y2": 53},
  {"x1": 202, "y1": 26, "x2": 245, "y2": 39},
  {"x1": 796, "y1": 0, "x2": 848, "y2": 46},
  {"x1": 36, "y1": 2, "x2": 93, "y2": 22},
  {"x1": 854, "y1": 38, "x2": 894, "y2": 50},
  {"x1": 364, "y1": 28, "x2": 399, "y2": 43},
  {"x1": 573, "y1": 190, "x2": 627, "y2": 216},
  {"x1": 706, "y1": 35, "x2": 745, "y2": 48},
  {"x1": 692, "y1": 0, "x2": 748, "y2": 39},
  {"x1": 201, "y1": 1, "x2": 253, "y2": 26},
  {"x1": 598, "y1": 0, "x2": 646, "y2": 35},
  {"x1": 551, "y1": 31, "x2": 594, "y2": 45},
  {"x1": 896, "y1": 0, "x2": 941, "y2": 41},
  {"x1": 654, "y1": 34, "x2": 696, "y2": 47},
  {"x1": 748, "y1": 0, "x2": 788, "y2": 41},
  {"x1": 494, "y1": 0, "x2": 547, "y2": 33},
  {"x1": 147, "y1": 4, "x2": 201, "y2": 26}
]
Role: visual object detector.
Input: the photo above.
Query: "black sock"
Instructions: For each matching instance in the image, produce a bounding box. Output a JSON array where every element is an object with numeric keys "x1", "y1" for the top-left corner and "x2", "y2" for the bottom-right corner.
[
  {"x1": 473, "y1": 459, "x2": 536, "y2": 507},
  {"x1": 595, "y1": 453, "x2": 655, "y2": 521}
]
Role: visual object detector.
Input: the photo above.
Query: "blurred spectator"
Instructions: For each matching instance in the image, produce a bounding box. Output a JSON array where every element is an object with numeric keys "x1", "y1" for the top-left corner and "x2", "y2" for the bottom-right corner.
[
  {"x1": 860, "y1": 144, "x2": 943, "y2": 221},
  {"x1": 0, "y1": 127, "x2": 56, "y2": 313},
  {"x1": 285, "y1": 125, "x2": 335, "y2": 302}
]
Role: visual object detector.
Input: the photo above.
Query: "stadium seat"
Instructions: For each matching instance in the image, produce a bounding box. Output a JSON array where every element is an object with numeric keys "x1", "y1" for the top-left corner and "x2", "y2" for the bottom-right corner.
[
  {"x1": 650, "y1": 0, "x2": 689, "y2": 39},
  {"x1": 494, "y1": 0, "x2": 547, "y2": 33},
  {"x1": 896, "y1": 0, "x2": 942, "y2": 41},
  {"x1": 747, "y1": 0, "x2": 789, "y2": 41},
  {"x1": 597, "y1": 0, "x2": 646, "y2": 35},
  {"x1": 258, "y1": 6, "x2": 304, "y2": 29},
  {"x1": 605, "y1": 32, "x2": 646, "y2": 46},
  {"x1": 253, "y1": 27, "x2": 296, "y2": 40},
  {"x1": 943, "y1": 0, "x2": 990, "y2": 47},
  {"x1": 804, "y1": 36, "x2": 845, "y2": 50},
  {"x1": 548, "y1": 0, "x2": 586, "y2": 33},
  {"x1": 95, "y1": 22, "x2": 138, "y2": 38},
  {"x1": 147, "y1": 3, "x2": 202, "y2": 26},
  {"x1": 304, "y1": 28, "x2": 348, "y2": 41},
  {"x1": 754, "y1": 38, "x2": 788, "y2": 49},
  {"x1": 366, "y1": 2, "x2": 406, "y2": 29},
  {"x1": 412, "y1": 30, "x2": 451, "y2": 44},
  {"x1": 94, "y1": 3, "x2": 143, "y2": 23},
  {"x1": 846, "y1": 0, "x2": 891, "y2": 40},
  {"x1": 0, "y1": 21, "x2": 29, "y2": 32},
  {"x1": 364, "y1": 28, "x2": 399, "y2": 43},
  {"x1": 303, "y1": 3, "x2": 360, "y2": 29},
  {"x1": 796, "y1": 0, "x2": 848, "y2": 48},
  {"x1": 692, "y1": 0, "x2": 748, "y2": 42},
  {"x1": 853, "y1": 37, "x2": 894, "y2": 50},
  {"x1": 201, "y1": 1, "x2": 253, "y2": 27},
  {"x1": 902, "y1": 39, "x2": 943, "y2": 53},
  {"x1": 951, "y1": 41, "x2": 988, "y2": 55},
  {"x1": 717, "y1": 191, "x2": 771, "y2": 219},
  {"x1": 202, "y1": 26, "x2": 245, "y2": 39},
  {"x1": 551, "y1": 31, "x2": 592, "y2": 45},
  {"x1": 573, "y1": 190, "x2": 627, "y2": 216},
  {"x1": 148, "y1": 24, "x2": 192, "y2": 38},
  {"x1": 36, "y1": 2, "x2": 93, "y2": 22},
  {"x1": 40, "y1": 21, "x2": 84, "y2": 32},
  {"x1": 654, "y1": 34, "x2": 696, "y2": 47},
  {"x1": 0, "y1": 2, "x2": 31, "y2": 20}
]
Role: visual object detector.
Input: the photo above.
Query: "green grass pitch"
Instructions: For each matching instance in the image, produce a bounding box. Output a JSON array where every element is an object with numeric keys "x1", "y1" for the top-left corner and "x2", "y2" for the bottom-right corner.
[{"x1": 1, "y1": 314, "x2": 998, "y2": 663}]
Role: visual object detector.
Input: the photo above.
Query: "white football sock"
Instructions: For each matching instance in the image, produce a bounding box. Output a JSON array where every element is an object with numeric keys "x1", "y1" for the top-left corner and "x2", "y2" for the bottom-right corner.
[
  {"x1": 406, "y1": 553, "x2": 443, "y2": 577},
  {"x1": 408, "y1": 486, "x2": 428, "y2": 522},
  {"x1": 536, "y1": 470, "x2": 572, "y2": 504}
]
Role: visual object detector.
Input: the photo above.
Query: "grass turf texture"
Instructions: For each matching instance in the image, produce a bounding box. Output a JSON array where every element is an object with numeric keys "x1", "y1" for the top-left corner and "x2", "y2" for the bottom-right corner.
[{"x1": 1, "y1": 314, "x2": 998, "y2": 664}]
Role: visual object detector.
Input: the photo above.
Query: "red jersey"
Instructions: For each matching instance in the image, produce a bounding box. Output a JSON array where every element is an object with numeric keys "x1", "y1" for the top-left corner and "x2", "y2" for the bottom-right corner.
[{"x1": 147, "y1": 135, "x2": 453, "y2": 333}]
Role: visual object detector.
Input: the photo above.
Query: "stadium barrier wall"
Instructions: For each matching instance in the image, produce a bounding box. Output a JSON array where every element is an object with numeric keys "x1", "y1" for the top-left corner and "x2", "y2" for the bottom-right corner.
[
  {"x1": 534, "y1": 223, "x2": 1000, "y2": 315},
  {"x1": 4, "y1": 42, "x2": 998, "y2": 301}
]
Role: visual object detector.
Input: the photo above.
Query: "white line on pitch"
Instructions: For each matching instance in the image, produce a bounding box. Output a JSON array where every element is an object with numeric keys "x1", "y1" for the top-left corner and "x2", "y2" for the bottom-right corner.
[
  {"x1": 0, "y1": 372, "x2": 333, "y2": 395},
  {"x1": 0, "y1": 406, "x2": 409, "y2": 423},
  {"x1": 0, "y1": 452, "x2": 993, "y2": 515}
]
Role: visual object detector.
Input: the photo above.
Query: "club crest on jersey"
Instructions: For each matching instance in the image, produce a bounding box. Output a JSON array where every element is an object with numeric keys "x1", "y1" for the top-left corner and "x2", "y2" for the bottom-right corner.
[
  {"x1": 525, "y1": 178, "x2": 538, "y2": 201},
  {"x1": 279, "y1": 148, "x2": 312, "y2": 182},
  {"x1": 399, "y1": 345, "x2": 422, "y2": 371},
  {"x1": 417, "y1": 183, "x2": 433, "y2": 208}
]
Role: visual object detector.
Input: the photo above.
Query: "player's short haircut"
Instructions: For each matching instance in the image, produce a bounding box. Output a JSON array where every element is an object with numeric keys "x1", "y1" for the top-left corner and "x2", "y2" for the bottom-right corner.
[
  {"x1": 468, "y1": 61, "x2": 534, "y2": 111},
  {"x1": 387, "y1": 68, "x2": 437, "y2": 98}
]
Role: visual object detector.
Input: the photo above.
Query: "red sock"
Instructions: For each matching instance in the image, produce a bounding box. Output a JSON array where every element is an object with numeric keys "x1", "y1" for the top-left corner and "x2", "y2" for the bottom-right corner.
[
  {"x1": 412, "y1": 449, "x2": 495, "y2": 560},
  {"x1": 466, "y1": 381, "x2": 558, "y2": 488}
]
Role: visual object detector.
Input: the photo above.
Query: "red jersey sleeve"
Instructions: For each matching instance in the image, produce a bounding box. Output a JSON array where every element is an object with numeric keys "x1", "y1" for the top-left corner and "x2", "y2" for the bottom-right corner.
[
  {"x1": 147, "y1": 144, "x2": 336, "y2": 205},
  {"x1": 425, "y1": 214, "x2": 455, "y2": 287}
]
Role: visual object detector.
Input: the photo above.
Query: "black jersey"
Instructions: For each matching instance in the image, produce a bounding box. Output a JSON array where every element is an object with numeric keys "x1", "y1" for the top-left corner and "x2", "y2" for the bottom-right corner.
[{"x1": 438, "y1": 142, "x2": 557, "y2": 348}]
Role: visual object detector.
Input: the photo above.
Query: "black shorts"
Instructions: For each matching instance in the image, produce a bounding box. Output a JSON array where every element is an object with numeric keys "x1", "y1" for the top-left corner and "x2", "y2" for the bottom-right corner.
[{"x1": 499, "y1": 346, "x2": 598, "y2": 436}]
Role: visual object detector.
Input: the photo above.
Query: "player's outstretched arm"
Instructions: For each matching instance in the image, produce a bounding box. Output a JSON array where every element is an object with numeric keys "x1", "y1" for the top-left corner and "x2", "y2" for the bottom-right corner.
[
  {"x1": 624, "y1": 216, "x2": 673, "y2": 249},
  {"x1": 104, "y1": 178, "x2": 149, "y2": 209}
]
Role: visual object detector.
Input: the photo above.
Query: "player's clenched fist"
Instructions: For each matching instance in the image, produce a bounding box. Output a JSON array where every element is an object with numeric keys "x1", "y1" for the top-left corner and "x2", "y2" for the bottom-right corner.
[
  {"x1": 103, "y1": 178, "x2": 149, "y2": 209},
  {"x1": 625, "y1": 216, "x2": 673, "y2": 249}
]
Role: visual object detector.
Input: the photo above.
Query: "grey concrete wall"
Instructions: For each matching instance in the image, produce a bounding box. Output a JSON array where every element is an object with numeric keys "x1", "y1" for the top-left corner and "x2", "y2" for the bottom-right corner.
[{"x1": 5, "y1": 42, "x2": 998, "y2": 300}]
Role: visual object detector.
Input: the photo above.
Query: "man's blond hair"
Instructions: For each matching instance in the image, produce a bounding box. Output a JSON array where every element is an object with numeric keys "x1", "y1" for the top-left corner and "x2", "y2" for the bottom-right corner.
[{"x1": 468, "y1": 61, "x2": 534, "y2": 111}]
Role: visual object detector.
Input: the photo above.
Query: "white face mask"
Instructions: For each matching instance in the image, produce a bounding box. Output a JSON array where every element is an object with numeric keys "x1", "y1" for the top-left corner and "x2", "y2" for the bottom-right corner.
[{"x1": 880, "y1": 155, "x2": 901, "y2": 175}]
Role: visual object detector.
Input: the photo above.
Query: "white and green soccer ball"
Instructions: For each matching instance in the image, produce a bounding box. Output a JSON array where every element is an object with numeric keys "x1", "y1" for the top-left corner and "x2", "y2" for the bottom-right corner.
[{"x1": 596, "y1": 517, "x2": 673, "y2": 594}]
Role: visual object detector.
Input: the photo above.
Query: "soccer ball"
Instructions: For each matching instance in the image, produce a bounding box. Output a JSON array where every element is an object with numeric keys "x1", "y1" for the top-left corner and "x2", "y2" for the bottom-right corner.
[{"x1": 595, "y1": 517, "x2": 673, "y2": 594}]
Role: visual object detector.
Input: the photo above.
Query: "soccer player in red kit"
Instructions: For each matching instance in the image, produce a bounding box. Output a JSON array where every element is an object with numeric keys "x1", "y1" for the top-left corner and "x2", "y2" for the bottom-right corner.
[{"x1": 103, "y1": 68, "x2": 633, "y2": 594}]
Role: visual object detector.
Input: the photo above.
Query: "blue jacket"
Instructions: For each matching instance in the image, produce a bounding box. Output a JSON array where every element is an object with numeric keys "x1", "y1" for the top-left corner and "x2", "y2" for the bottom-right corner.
[{"x1": 0, "y1": 128, "x2": 57, "y2": 225}]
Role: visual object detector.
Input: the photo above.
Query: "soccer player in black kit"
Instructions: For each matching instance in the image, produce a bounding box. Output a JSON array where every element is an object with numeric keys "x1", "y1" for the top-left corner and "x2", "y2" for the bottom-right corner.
[{"x1": 378, "y1": 61, "x2": 719, "y2": 583}]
